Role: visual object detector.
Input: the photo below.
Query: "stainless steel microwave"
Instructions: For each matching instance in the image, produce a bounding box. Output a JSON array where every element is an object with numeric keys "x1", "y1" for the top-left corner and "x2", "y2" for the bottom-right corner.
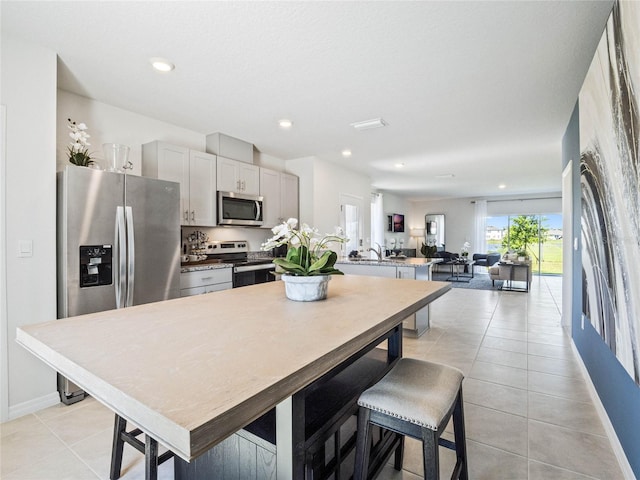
[{"x1": 217, "y1": 191, "x2": 264, "y2": 226}]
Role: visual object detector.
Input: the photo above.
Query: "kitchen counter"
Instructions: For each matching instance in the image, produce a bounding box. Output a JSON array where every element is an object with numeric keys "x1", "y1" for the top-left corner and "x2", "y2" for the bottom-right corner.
[
  {"x1": 337, "y1": 257, "x2": 442, "y2": 267},
  {"x1": 180, "y1": 262, "x2": 233, "y2": 273},
  {"x1": 16, "y1": 276, "x2": 450, "y2": 476}
]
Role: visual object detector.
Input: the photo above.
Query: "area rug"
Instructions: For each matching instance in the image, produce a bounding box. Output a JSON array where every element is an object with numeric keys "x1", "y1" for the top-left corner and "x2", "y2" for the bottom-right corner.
[{"x1": 431, "y1": 272, "x2": 503, "y2": 291}]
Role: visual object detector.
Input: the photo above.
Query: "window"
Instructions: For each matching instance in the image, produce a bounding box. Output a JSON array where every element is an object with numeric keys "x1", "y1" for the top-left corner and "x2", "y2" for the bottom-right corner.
[{"x1": 485, "y1": 213, "x2": 562, "y2": 275}]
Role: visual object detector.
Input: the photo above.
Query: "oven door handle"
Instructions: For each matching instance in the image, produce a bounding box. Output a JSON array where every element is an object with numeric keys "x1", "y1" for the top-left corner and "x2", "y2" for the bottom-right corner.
[{"x1": 234, "y1": 263, "x2": 275, "y2": 273}]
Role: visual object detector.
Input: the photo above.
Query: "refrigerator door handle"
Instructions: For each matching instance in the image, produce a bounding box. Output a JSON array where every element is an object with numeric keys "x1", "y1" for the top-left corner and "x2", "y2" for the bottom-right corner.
[
  {"x1": 125, "y1": 206, "x2": 135, "y2": 307},
  {"x1": 115, "y1": 206, "x2": 127, "y2": 309}
]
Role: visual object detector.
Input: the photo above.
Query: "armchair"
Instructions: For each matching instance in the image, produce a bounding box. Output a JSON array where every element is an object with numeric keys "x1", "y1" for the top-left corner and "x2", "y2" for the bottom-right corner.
[{"x1": 488, "y1": 256, "x2": 532, "y2": 291}]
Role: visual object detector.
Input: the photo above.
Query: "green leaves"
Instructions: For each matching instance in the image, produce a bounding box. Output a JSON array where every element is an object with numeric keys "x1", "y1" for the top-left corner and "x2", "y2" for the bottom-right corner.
[{"x1": 275, "y1": 247, "x2": 343, "y2": 276}]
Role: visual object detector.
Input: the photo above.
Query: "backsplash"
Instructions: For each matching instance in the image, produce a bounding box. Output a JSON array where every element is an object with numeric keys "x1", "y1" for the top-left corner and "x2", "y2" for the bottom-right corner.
[{"x1": 181, "y1": 226, "x2": 275, "y2": 254}]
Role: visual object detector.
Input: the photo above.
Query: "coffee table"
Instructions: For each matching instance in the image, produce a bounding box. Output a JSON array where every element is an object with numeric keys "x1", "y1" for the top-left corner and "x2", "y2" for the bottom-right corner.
[{"x1": 445, "y1": 259, "x2": 475, "y2": 282}]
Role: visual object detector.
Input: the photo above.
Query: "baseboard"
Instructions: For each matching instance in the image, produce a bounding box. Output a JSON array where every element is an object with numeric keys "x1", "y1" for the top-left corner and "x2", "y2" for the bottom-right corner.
[
  {"x1": 570, "y1": 341, "x2": 635, "y2": 479},
  {"x1": 7, "y1": 391, "x2": 59, "y2": 421}
]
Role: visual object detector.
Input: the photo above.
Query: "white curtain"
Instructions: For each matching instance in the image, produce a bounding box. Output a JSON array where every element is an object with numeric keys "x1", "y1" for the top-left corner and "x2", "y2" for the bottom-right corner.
[
  {"x1": 473, "y1": 200, "x2": 487, "y2": 254},
  {"x1": 371, "y1": 193, "x2": 385, "y2": 251}
]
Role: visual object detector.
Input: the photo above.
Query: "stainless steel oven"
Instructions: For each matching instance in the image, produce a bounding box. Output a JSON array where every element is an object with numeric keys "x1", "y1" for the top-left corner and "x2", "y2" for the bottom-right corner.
[
  {"x1": 217, "y1": 191, "x2": 263, "y2": 226},
  {"x1": 233, "y1": 262, "x2": 276, "y2": 288}
]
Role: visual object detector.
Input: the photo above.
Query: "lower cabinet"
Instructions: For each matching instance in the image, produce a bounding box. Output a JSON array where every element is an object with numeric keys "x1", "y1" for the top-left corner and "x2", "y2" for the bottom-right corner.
[
  {"x1": 339, "y1": 263, "x2": 431, "y2": 337},
  {"x1": 180, "y1": 268, "x2": 233, "y2": 297}
]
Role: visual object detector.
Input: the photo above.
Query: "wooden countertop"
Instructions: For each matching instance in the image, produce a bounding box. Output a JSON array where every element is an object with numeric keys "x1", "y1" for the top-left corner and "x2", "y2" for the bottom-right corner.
[{"x1": 16, "y1": 275, "x2": 450, "y2": 461}]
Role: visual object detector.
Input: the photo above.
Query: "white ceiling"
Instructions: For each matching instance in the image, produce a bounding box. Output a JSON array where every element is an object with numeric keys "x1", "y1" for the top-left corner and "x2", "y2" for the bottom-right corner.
[{"x1": 2, "y1": 1, "x2": 613, "y2": 200}]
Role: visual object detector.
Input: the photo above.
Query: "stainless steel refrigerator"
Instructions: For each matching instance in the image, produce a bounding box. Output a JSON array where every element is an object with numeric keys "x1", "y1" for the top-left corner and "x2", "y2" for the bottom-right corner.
[{"x1": 57, "y1": 165, "x2": 181, "y2": 404}]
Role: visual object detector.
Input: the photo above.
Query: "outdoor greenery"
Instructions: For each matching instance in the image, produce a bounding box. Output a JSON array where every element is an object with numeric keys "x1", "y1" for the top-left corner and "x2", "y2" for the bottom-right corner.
[
  {"x1": 487, "y1": 212, "x2": 561, "y2": 274},
  {"x1": 502, "y1": 215, "x2": 548, "y2": 256}
]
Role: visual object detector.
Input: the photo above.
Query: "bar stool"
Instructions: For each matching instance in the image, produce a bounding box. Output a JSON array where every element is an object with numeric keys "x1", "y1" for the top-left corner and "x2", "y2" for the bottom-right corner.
[
  {"x1": 109, "y1": 414, "x2": 174, "y2": 480},
  {"x1": 353, "y1": 358, "x2": 468, "y2": 480}
]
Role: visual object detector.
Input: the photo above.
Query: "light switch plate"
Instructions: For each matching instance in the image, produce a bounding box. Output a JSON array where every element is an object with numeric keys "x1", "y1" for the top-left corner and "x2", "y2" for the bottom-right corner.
[{"x1": 18, "y1": 240, "x2": 33, "y2": 258}]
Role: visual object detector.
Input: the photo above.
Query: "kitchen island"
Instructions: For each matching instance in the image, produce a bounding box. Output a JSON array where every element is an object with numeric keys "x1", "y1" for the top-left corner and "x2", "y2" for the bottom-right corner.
[
  {"x1": 337, "y1": 257, "x2": 443, "y2": 337},
  {"x1": 17, "y1": 275, "x2": 450, "y2": 479}
]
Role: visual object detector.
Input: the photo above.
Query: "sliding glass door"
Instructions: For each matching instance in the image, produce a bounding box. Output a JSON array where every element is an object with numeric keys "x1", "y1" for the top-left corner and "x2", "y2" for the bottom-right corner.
[{"x1": 485, "y1": 213, "x2": 562, "y2": 275}]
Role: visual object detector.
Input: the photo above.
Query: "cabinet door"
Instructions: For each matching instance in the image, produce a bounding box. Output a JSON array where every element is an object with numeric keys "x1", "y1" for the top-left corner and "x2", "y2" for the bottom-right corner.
[
  {"x1": 339, "y1": 264, "x2": 397, "y2": 277},
  {"x1": 239, "y1": 163, "x2": 260, "y2": 195},
  {"x1": 260, "y1": 168, "x2": 281, "y2": 228},
  {"x1": 396, "y1": 267, "x2": 415, "y2": 279},
  {"x1": 189, "y1": 150, "x2": 217, "y2": 226},
  {"x1": 217, "y1": 156, "x2": 240, "y2": 193},
  {"x1": 280, "y1": 173, "x2": 299, "y2": 222},
  {"x1": 145, "y1": 142, "x2": 190, "y2": 225}
]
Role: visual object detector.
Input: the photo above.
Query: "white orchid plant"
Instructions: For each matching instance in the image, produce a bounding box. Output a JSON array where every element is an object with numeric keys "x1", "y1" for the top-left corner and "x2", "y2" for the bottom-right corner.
[
  {"x1": 262, "y1": 218, "x2": 348, "y2": 276},
  {"x1": 67, "y1": 118, "x2": 94, "y2": 167},
  {"x1": 461, "y1": 241, "x2": 471, "y2": 257}
]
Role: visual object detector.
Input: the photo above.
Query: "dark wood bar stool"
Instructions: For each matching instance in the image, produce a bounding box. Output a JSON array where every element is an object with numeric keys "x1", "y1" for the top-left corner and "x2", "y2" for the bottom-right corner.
[
  {"x1": 353, "y1": 358, "x2": 469, "y2": 480},
  {"x1": 110, "y1": 414, "x2": 174, "y2": 480}
]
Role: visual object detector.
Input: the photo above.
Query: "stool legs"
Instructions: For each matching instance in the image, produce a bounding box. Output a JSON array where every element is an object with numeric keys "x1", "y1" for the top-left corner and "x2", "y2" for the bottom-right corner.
[
  {"x1": 145, "y1": 435, "x2": 159, "y2": 480},
  {"x1": 354, "y1": 388, "x2": 468, "y2": 480},
  {"x1": 452, "y1": 390, "x2": 469, "y2": 480},
  {"x1": 421, "y1": 428, "x2": 439, "y2": 480},
  {"x1": 354, "y1": 408, "x2": 373, "y2": 479},
  {"x1": 110, "y1": 415, "x2": 127, "y2": 480},
  {"x1": 109, "y1": 414, "x2": 172, "y2": 480}
]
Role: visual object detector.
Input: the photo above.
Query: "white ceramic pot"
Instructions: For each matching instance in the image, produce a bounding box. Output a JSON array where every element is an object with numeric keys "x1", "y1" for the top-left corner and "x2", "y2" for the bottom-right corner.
[{"x1": 282, "y1": 274, "x2": 331, "y2": 302}]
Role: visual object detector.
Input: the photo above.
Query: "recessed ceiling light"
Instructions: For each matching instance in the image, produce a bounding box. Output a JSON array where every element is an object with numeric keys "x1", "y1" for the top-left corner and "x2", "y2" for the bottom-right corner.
[
  {"x1": 435, "y1": 173, "x2": 455, "y2": 179},
  {"x1": 394, "y1": 163, "x2": 404, "y2": 168},
  {"x1": 341, "y1": 149, "x2": 352, "y2": 157},
  {"x1": 149, "y1": 57, "x2": 175, "y2": 72},
  {"x1": 498, "y1": 184, "x2": 506, "y2": 189},
  {"x1": 350, "y1": 118, "x2": 387, "y2": 131},
  {"x1": 278, "y1": 119, "x2": 293, "y2": 129}
]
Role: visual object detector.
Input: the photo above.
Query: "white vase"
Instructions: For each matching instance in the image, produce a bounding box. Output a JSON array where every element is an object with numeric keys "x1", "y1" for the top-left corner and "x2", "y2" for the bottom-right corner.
[{"x1": 282, "y1": 274, "x2": 331, "y2": 302}]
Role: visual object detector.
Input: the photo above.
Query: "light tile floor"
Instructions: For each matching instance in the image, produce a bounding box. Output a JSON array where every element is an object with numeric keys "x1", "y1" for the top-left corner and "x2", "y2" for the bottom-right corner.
[{"x1": 0, "y1": 276, "x2": 627, "y2": 479}]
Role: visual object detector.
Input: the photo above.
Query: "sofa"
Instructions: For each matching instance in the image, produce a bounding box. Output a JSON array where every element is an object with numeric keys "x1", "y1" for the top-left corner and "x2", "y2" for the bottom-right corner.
[{"x1": 472, "y1": 253, "x2": 501, "y2": 273}]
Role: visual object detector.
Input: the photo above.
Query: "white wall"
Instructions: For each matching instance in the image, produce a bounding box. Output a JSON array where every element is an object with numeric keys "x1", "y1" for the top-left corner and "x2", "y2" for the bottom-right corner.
[
  {"x1": 57, "y1": 90, "x2": 205, "y2": 174},
  {"x1": 287, "y1": 157, "x2": 372, "y2": 253},
  {"x1": 1, "y1": 36, "x2": 59, "y2": 420},
  {"x1": 410, "y1": 198, "x2": 475, "y2": 256},
  {"x1": 378, "y1": 192, "x2": 412, "y2": 251},
  {"x1": 285, "y1": 156, "x2": 315, "y2": 226}
]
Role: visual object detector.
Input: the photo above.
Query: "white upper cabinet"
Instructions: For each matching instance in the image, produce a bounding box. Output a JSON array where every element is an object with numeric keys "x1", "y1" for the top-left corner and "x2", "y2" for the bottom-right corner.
[
  {"x1": 188, "y1": 150, "x2": 217, "y2": 226},
  {"x1": 260, "y1": 168, "x2": 299, "y2": 228},
  {"x1": 217, "y1": 156, "x2": 259, "y2": 195},
  {"x1": 142, "y1": 141, "x2": 217, "y2": 227}
]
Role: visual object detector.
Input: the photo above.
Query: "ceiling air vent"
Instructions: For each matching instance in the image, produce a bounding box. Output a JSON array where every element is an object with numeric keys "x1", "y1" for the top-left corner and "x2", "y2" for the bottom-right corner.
[{"x1": 350, "y1": 118, "x2": 387, "y2": 131}]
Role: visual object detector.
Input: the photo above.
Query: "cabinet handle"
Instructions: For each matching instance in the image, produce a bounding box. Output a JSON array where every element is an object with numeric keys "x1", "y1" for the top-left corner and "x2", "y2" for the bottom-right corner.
[
  {"x1": 242, "y1": 180, "x2": 246, "y2": 191},
  {"x1": 191, "y1": 210, "x2": 195, "y2": 222},
  {"x1": 236, "y1": 180, "x2": 241, "y2": 191},
  {"x1": 201, "y1": 277, "x2": 213, "y2": 281},
  {"x1": 184, "y1": 210, "x2": 189, "y2": 222}
]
